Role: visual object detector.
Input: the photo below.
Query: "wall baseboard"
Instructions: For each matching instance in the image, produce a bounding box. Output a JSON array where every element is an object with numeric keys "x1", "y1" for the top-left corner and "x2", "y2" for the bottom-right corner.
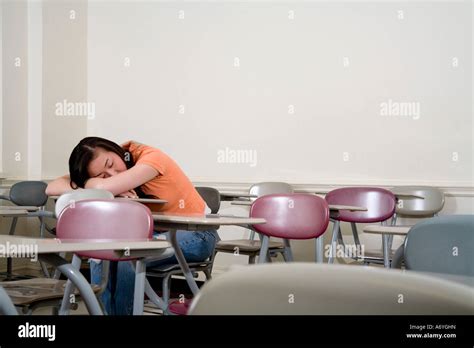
[{"x1": 1, "y1": 178, "x2": 473, "y2": 197}]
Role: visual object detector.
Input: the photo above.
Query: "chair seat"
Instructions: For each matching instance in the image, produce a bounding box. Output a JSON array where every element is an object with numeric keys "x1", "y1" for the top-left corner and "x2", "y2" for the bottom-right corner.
[
  {"x1": 147, "y1": 261, "x2": 212, "y2": 274},
  {"x1": 0, "y1": 278, "x2": 100, "y2": 306},
  {"x1": 361, "y1": 248, "x2": 395, "y2": 261},
  {"x1": 216, "y1": 239, "x2": 285, "y2": 253}
]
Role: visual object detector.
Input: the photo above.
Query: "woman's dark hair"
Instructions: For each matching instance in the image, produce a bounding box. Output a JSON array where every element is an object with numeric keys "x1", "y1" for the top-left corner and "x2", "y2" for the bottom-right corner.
[{"x1": 68, "y1": 136, "x2": 145, "y2": 197}]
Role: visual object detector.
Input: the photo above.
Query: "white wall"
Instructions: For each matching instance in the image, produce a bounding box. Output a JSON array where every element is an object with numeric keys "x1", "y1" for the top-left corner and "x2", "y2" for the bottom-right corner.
[
  {"x1": 87, "y1": 0, "x2": 472, "y2": 187},
  {"x1": 41, "y1": 0, "x2": 88, "y2": 178},
  {"x1": 2, "y1": 0, "x2": 29, "y2": 179},
  {"x1": 0, "y1": 1, "x2": 3, "y2": 174}
]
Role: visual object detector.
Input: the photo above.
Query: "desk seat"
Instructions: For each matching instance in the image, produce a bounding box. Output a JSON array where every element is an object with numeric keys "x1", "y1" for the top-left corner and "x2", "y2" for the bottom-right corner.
[
  {"x1": 216, "y1": 239, "x2": 284, "y2": 253},
  {"x1": 0, "y1": 278, "x2": 100, "y2": 307}
]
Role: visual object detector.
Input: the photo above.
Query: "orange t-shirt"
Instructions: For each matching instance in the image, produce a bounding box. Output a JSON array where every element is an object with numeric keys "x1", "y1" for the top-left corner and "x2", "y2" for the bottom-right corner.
[{"x1": 122, "y1": 141, "x2": 205, "y2": 215}]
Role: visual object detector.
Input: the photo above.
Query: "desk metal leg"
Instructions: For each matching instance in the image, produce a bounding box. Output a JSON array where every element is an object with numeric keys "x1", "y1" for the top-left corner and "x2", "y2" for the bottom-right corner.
[
  {"x1": 283, "y1": 239, "x2": 293, "y2": 262},
  {"x1": 6, "y1": 217, "x2": 18, "y2": 278},
  {"x1": 169, "y1": 229, "x2": 200, "y2": 296},
  {"x1": 133, "y1": 260, "x2": 146, "y2": 315},
  {"x1": 39, "y1": 254, "x2": 103, "y2": 315},
  {"x1": 328, "y1": 220, "x2": 340, "y2": 264},
  {"x1": 59, "y1": 254, "x2": 82, "y2": 315},
  {"x1": 382, "y1": 234, "x2": 390, "y2": 268},
  {"x1": 145, "y1": 279, "x2": 167, "y2": 312},
  {"x1": 315, "y1": 236, "x2": 324, "y2": 263}
]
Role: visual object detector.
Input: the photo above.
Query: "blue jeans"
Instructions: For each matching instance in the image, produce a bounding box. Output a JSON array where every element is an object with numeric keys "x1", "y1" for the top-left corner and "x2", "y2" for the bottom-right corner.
[{"x1": 90, "y1": 230, "x2": 217, "y2": 315}]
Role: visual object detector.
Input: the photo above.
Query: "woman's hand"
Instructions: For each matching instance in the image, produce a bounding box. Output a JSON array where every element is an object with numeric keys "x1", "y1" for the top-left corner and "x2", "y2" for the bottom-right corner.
[
  {"x1": 117, "y1": 189, "x2": 139, "y2": 199},
  {"x1": 45, "y1": 174, "x2": 76, "y2": 196}
]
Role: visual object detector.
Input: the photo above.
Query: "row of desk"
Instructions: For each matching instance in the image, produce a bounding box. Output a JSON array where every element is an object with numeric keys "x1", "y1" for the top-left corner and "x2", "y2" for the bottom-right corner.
[
  {"x1": 0, "y1": 190, "x2": 421, "y2": 315},
  {"x1": 0, "y1": 202, "x2": 267, "y2": 315}
]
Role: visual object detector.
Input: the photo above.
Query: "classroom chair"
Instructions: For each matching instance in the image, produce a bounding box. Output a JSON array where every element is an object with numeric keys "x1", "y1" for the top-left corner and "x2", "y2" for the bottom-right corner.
[
  {"x1": 188, "y1": 263, "x2": 474, "y2": 315},
  {"x1": 146, "y1": 186, "x2": 221, "y2": 315},
  {"x1": 0, "y1": 181, "x2": 53, "y2": 279},
  {"x1": 324, "y1": 187, "x2": 396, "y2": 264},
  {"x1": 392, "y1": 215, "x2": 474, "y2": 277},
  {"x1": 214, "y1": 182, "x2": 293, "y2": 263},
  {"x1": 0, "y1": 189, "x2": 115, "y2": 315},
  {"x1": 250, "y1": 193, "x2": 330, "y2": 263},
  {"x1": 196, "y1": 186, "x2": 221, "y2": 214},
  {"x1": 57, "y1": 199, "x2": 171, "y2": 315},
  {"x1": 389, "y1": 186, "x2": 445, "y2": 267}
]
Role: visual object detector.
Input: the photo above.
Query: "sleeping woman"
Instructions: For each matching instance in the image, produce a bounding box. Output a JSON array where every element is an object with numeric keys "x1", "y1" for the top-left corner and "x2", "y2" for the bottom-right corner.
[{"x1": 46, "y1": 136, "x2": 216, "y2": 314}]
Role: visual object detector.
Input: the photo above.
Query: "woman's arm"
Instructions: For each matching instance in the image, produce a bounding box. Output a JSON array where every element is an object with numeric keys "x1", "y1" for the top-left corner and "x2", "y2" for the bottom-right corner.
[
  {"x1": 85, "y1": 164, "x2": 158, "y2": 196},
  {"x1": 45, "y1": 174, "x2": 76, "y2": 196}
]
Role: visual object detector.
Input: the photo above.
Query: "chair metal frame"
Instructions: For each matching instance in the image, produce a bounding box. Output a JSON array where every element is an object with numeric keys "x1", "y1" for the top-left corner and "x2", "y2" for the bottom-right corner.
[{"x1": 214, "y1": 182, "x2": 294, "y2": 263}]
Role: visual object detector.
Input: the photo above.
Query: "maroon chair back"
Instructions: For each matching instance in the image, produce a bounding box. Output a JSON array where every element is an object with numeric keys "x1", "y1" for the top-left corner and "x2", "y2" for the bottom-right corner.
[
  {"x1": 325, "y1": 187, "x2": 396, "y2": 223},
  {"x1": 249, "y1": 194, "x2": 329, "y2": 239},
  {"x1": 56, "y1": 199, "x2": 154, "y2": 261}
]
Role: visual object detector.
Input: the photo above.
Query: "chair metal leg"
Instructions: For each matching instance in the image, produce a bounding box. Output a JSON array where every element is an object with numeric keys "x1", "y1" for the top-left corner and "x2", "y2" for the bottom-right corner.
[
  {"x1": 350, "y1": 222, "x2": 361, "y2": 247},
  {"x1": 39, "y1": 261, "x2": 51, "y2": 279},
  {"x1": 38, "y1": 209, "x2": 45, "y2": 238},
  {"x1": 258, "y1": 235, "x2": 270, "y2": 264},
  {"x1": 380, "y1": 220, "x2": 390, "y2": 268},
  {"x1": 6, "y1": 217, "x2": 18, "y2": 278},
  {"x1": 40, "y1": 254, "x2": 103, "y2": 315},
  {"x1": 248, "y1": 254, "x2": 256, "y2": 264},
  {"x1": 52, "y1": 252, "x2": 66, "y2": 279},
  {"x1": 283, "y1": 239, "x2": 293, "y2": 262},
  {"x1": 162, "y1": 273, "x2": 172, "y2": 305},
  {"x1": 388, "y1": 213, "x2": 397, "y2": 249},
  {"x1": 391, "y1": 244, "x2": 405, "y2": 269},
  {"x1": 328, "y1": 220, "x2": 340, "y2": 264},
  {"x1": 132, "y1": 260, "x2": 146, "y2": 315},
  {"x1": 36, "y1": 212, "x2": 52, "y2": 278},
  {"x1": 169, "y1": 229, "x2": 199, "y2": 296},
  {"x1": 203, "y1": 269, "x2": 212, "y2": 280},
  {"x1": 315, "y1": 235, "x2": 324, "y2": 263},
  {"x1": 144, "y1": 279, "x2": 167, "y2": 312},
  {"x1": 59, "y1": 254, "x2": 82, "y2": 315}
]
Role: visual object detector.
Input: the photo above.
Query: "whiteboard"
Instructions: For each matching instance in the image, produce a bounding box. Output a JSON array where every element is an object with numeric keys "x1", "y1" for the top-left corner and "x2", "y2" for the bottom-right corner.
[{"x1": 87, "y1": 1, "x2": 473, "y2": 186}]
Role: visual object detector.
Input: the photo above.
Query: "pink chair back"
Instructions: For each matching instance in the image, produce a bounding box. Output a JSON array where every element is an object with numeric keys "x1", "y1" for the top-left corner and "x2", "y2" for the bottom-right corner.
[
  {"x1": 249, "y1": 194, "x2": 329, "y2": 239},
  {"x1": 325, "y1": 187, "x2": 396, "y2": 223},
  {"x1": 56, "y1": 199, "x2": 154, "y2": 261}
]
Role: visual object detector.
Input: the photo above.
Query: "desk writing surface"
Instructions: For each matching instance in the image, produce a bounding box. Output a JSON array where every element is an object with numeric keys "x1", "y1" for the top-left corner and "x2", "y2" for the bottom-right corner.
[
  {"x1": 231, "y1": 201, "x2": 367, "y2": 212},
  {"x1": 49, "y1": 196, "x2": 167, "y2": 204},
  {"x1": 219, "y1": 192, "x2": 256, "y2": 198},
  {"x1": 0, "y1": 235, "x2": 170, "y2": 254},
  {"x1": 392, "y1": 192, "x2": 425, "y2": 199},
  {"x1": 363, "y1": 225, "x2": 411, "y2": 235},
  {"x1": 0, "y1": 209, "x2": 29, "y2": 217},
  {"x1": 152, "y1": 212, "x2": 266, "y2": 226},
  {"x1": 329, "y1": 204, "x2": 367, "y2": 211},
  {"x1": 0, "y1": 205, "x2": 40, "y2": 212},
  {"x1": 116, "y1": 197, "x2": 167, "y2": 204}
]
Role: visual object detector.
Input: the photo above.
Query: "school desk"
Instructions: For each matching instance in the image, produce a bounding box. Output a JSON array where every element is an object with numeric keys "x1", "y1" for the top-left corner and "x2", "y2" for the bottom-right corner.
[
  {"x1": 219, "y1": 192, "x2": 257, "y2": 201},
  {"x1": 0, "y1": 234, "x2": 170, "y2": 315},
  {"x1": 0, "y1": 206, "x2": 55, "y2": 279},
  {"x1": 308, "y1": 190, "x2": 425, "y2": 200},
  {"x1": 49, "y1": 195, "x2": 167, "y2": 205},
  {"x1": 231, "y1": 201, "x2": 368, "y2": 213},
  {"x1": 0, "y1": 209, "x2": 29, "y2": 217},
  {"x1": 152, "y1": 213, "x2": 266, "y2": 296},
  {"x1": 0, "y1": 205, "x2": 40, "y2": 212},
  {"x1": 227, "y1": 201, "x2": 367, "y2": 263},
  {"x1": 363, "y1": 225, "x2": 411, "y2": 268}
]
